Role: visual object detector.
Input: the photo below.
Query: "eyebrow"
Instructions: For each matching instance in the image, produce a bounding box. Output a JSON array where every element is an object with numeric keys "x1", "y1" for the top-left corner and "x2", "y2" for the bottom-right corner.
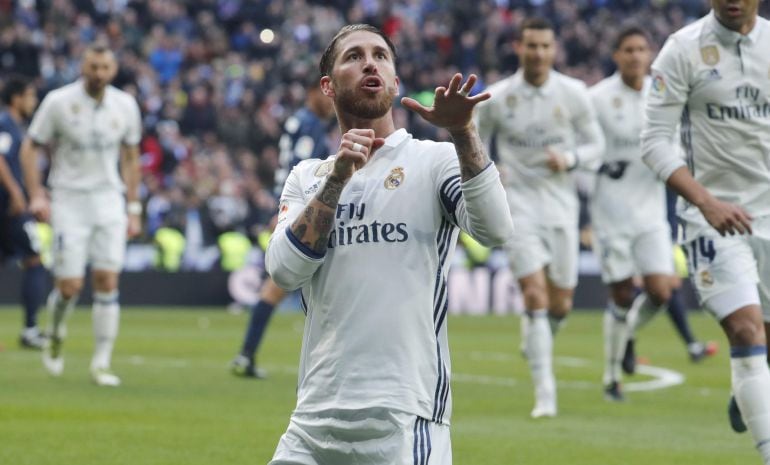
[{"x1": 341, "y1": 44, "x2": 391, "y2": 58}]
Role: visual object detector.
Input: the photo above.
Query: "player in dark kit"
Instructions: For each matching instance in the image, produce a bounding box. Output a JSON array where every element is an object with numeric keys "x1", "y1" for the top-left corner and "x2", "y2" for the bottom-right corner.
[{"x1": 0, "y1": 76, "x2": 47, "y2": 349}]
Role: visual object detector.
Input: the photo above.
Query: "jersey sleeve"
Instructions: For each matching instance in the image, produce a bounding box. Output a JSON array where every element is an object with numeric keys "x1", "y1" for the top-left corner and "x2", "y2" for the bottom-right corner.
[
  {"x1": 641, "y1": 36, "x2": 690, "y2": 181},
  {"x1": 123, "y1": 96, "x2": 142, "y2": 146},
  {"x1": 587, "y1": 86, "x2": 608, "y2": 165},
  {"x1": 27, "y1": 93, "x2": 58, "y2": 145},
  {"x1": 435, "y1": 146, "x2": 514, "y2": 247},
  {"x1": 265, "y1": 166, "x2": 325, "y2": 290},
  {"x1": 569, "y1": 84, "x2": 605, "y2": 171}
]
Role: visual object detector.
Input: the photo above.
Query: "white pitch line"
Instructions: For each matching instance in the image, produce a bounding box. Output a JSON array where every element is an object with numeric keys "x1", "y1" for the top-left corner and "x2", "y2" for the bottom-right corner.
[{"x1": 625, "y1": 364, "x2": 685, "y2": 392}]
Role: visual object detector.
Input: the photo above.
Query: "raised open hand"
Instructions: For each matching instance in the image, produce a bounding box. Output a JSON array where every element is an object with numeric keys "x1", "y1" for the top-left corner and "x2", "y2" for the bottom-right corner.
[{"x1": 401, "y1": 73, "x2": 490, "y2": 133}]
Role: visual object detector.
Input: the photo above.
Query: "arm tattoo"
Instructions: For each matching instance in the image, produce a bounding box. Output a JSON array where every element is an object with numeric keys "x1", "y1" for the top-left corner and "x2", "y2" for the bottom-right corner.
[
  {"x1": 450, "y1": 127, "x2": 490, "y2": 182},
  {"x1": 289, "y1": 175, "x2": 346, "y2": 255}
]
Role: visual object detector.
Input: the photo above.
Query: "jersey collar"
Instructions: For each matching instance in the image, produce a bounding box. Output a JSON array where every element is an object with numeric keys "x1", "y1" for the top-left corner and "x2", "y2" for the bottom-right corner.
[
  {"x1": 514, "y1": 70, "x2": 553, "y2": 98},
  {"x1": 381, "y1": 128, "x2": 410, "y2": 149},
  {"x1": 708, "y1": 9, "x2": 762, "y2": 46}
]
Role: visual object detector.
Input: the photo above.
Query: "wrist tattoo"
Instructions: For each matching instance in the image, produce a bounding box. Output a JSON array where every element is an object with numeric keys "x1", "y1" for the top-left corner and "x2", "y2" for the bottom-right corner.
[
  {"x1": 452, "y1": 130, "x2": 489, "y2": 182},
  {"x1": 317, "y1": 175, "x2": 345, "y2": 209}
]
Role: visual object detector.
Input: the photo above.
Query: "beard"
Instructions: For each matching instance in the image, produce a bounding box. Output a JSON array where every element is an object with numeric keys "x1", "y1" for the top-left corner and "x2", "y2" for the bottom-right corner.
[{"x1": 334, "y1": 84, "x2": 394, "y2": 119}]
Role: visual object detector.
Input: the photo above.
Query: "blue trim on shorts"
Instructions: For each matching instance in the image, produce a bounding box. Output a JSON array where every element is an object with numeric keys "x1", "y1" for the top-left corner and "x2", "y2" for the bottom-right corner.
[
  {"x1": 730, "y1": 345, "x2": 767, "y2": 358},
  {"x1": 413, "y1": 418, "x2": 432, "y2": 465}
]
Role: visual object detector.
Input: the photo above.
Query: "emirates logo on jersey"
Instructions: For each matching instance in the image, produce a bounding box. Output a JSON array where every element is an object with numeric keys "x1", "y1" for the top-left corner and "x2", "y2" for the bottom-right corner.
[{"x1": 384, "y1": 167, "x2": 405, "y2": 190}]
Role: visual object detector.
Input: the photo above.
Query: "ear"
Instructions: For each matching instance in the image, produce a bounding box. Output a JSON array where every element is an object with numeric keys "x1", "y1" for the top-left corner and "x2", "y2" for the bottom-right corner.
[
  {"x1": 320, "y1": 76, "x2": 335, "y2": 98},
  {"x1": 391, "y1": 75, "x2": 400, "y2": 96}
]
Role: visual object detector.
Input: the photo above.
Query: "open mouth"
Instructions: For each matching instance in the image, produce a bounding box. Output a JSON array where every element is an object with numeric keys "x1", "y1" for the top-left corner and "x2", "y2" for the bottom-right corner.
[
  {"x1": 361, "y1": 76, "x2": 383, "y2": 92},
  {"x1": 726, "y1": 5, "x2": 742, "y2": 16}
]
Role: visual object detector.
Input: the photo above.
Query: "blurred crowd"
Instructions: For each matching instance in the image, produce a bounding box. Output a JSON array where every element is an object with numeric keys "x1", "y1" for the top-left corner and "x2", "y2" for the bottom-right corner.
[{"x1": 1, "y1": 0, "x2": 768, "y2": 270}]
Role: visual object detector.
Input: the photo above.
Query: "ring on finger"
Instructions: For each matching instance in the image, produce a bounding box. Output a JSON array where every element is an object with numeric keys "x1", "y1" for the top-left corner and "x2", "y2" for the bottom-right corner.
[
  {"x1": 458, "y1": 88, "x2": 470, "y2": 97},
  {"x1": 351, "y1": 142, "x2": 363, "y2": 153}
]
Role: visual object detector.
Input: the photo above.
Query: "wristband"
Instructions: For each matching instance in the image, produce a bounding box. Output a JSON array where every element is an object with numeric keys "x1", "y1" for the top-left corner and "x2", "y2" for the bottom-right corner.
[{"x1": 127, "y1": 201, "x2": 142, "y2": 215}]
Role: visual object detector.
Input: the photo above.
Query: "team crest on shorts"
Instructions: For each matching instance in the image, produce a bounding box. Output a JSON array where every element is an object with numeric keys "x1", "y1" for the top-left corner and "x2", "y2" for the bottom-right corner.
[
  {"x1": 384, "y1": 167, "x2": 405, "y2": 190},
  {"x1": 314, "y1": 160, "x2": 333, "y2": 177},
  {"x1": 699, "y1": 270, "x2": 714, "y2": 287},
  {"x1": 700, "y1": 46, "x2": 720, "y2": 66}
]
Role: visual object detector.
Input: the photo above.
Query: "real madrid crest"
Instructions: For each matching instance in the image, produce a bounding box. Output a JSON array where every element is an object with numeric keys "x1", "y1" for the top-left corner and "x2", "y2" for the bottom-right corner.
[
  {"x1": 700, "y1": 45, "x2": 720, "y2": 66},
  {"x1": 71, "y1": 103, "x2": 80, "y2": 114},
  {"x1": 384, "y1": 167, "x2": 405, "y2": 190},
  {"x1": 553, "y1": 105, "x2": 564, "y2": 123},
  {"x1": 699, "y1": 270, "x2": 714, "y2": 287},
  {"x1": 612, "y1": 96, "x2": 622, "y2": 109},
  {"x1": 506, "y1": 94, "x2": 517, "y2": 109},
  {"x1": 314, "y1": 160, "x2": 333, "y2": 177}
]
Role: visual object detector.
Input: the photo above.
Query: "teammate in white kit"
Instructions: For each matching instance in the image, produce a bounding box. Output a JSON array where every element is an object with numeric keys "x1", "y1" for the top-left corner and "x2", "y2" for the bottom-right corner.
[
  {"x1": 21, "y1": 44, "x2": 142, "y2": 387},
  {"x1": 475, "y1": 18, "x2": 605, "y2": 418},
  {"x1": 266, "y1": 24, "x2": 514, "y2": 465},
  {"x1": 641, "y1": 1, "x2": 770, "y2": 463},
  {"x1": 590, "y1": 27, "x2": 676, "y2": 401}
]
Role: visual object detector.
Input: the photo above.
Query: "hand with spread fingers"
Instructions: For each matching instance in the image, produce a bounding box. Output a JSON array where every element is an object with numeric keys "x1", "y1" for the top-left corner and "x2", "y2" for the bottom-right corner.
[{"x1": 401, "y1": 73, "x2": 491, "y2": 133}]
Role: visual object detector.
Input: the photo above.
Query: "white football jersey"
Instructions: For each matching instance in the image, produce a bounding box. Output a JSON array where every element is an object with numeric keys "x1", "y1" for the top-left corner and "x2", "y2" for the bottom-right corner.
[
  {"x1": 642, "y1": 11, "x2": 770, "y2": 238},
  {"x1": 28, "y1": 80, "x2": 142, "y2": 192},
  {"x1": 475, "y1": 70, "x2": 605, "y2": 226},
  {"x1": 590, "y1": 74, "x2": 668, "y2": 235},
  {"x1": 266, "y1": 128, "x2": 514, "y2": 425}
]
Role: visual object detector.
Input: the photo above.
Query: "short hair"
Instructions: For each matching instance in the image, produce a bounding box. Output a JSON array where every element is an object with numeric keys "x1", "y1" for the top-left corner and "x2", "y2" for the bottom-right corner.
[
  {"x1": 1, "y1": 76, "x2": 32, "y2": 106},
  {"x1": 520, "y1": 17, "x2": 554, "y2": 36},
  {"x1": 85, "y1": 42, "x2": 113, "y2": 55},
  {"x1": 614, "y1": 25, "x2": 650, "y2": 51},
  {"x1": 319, "y1": 24, "x2": 397, "y2": 78}
]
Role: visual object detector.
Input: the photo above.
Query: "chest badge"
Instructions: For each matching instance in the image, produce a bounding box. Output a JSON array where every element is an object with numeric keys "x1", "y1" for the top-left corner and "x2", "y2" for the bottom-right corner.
[
  {"x1": 384, "y1": 167, "x2": 405, "y2": 190},
  {"x1": 71, "y1": 103, "x2": 80, "y2": 114},
  {"x1": 612, "y1": 96, "x2": 622, "y2": 109},
  {"x1": 314, "y1": 160, "x2": 333, "y2": 177},
  {"x1": 700, "y1": 45, "x2": 720, "y2": 66}
]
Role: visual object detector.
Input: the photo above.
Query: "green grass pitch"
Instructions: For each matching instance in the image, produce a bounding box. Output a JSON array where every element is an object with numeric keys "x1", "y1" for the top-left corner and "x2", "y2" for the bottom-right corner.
[{"x1": 0, "y1": 306, "x2": 758, "y2": 464}]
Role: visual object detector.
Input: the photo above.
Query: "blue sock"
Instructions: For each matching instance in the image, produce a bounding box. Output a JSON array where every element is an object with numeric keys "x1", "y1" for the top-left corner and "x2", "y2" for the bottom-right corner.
[
  {"x1": 21, "y1": 263, "x2": 46, "y2": 329},
  {"x1": 239, "y1": 300, "x2": 276, "y2": 362},
  {"x1": 666, "y1": 289, "x2": 696, "y2": 345}
]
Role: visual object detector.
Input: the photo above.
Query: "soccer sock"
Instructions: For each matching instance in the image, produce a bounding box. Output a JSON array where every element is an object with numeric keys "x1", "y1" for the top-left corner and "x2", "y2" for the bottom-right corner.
[
  {"x1": 526, "y1": 309, "x2": 555, "y2": 402},
  {"x1": 92, "y1": 291, "x2": 120, "y2": 370},
  {"x1": 21, "y1": 263, "x2": 46, "y2": 329},
  {"x1": 730, "y1": 347, "x2": 770, "y2": 464},
  {"x1": 603, "y1": 302, "x2": 629, "y2": 385},
  {"x1": 240, "y1": 300, "x2": 277, "y2": 362},
  {"x1": 46, "y1": 289, "x2": 79, "y2": 339},
  {"x1": 627, "y1": 292, "x2": 663, "y2": 338},
  {"x1": 666, "y1": 289, "x2": 697, "y2": 345}
]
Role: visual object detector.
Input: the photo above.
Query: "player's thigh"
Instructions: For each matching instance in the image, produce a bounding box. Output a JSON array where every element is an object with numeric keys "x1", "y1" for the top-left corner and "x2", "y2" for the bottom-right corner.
[
  {"x1": 632, "y1": 227, "x2": 675, "y2": 277},
  {"x1": 684, "y1": 234, "x2": 760, "y2": 321},
  {"x1": 51, "y1": 213, "x2": 90, "y2": 280},
  {"x1": 8, "y1": 214, "x2": 43, "y2": 258},
  {"x1": 544, "y1": 225, "x2": 579, "y2": 289},
  {"x1": 504, "y1": 228, "x2": 549, "y2": 280},
  {"x1": 749, "y1": 235, "x2": 770, "y2": 322},
  {"x1": 89, "y1": 217, "x2": 127, "y2": 273},
  {"x1": 593, "y1": 233, "x2": 634, "y2": 284}
]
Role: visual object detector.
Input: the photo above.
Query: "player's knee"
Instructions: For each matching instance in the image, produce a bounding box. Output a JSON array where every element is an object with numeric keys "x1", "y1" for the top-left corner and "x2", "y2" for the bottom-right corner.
[
  {"x1": 92, "y1": 271, "x2": 119, "y2": 293},
  {"x1": 647, "y1": 287, "x2": 672, "y2": 307},
  {"x1": 522, "y1": 285, "x2": 548, "y2": 310},
  {"x1": 550, "y1": 296, "x2": 573, "y2": 316},
  {"x1": 58, "y1": 280, "x2": 83, "y2": 299},
  {"x1": 611, "y1": 288, "x2": 635, "y2": 308},
  {"x1": 261, "y1": 279, "x2": 287, "y2": 304},
  {"x1": 725, "y1": 317, "x2": 766, "y2": 347}
]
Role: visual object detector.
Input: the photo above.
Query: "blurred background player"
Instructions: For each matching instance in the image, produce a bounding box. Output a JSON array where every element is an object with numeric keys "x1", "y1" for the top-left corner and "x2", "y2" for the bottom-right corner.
[
  {"x1": 0, "y1": 76, "x2": 47, "y2": 350},
  {"x1": 230, "y1": 75, "x2": 335, "y2": 378},
  {"x1": 642, "y1": 1, "x2": 770, "y2": 462},
  {"x1": 475, "y1": 17, "x2": 605, "y2": 418},
  {"x1": 20, "y1": 44, "x2": 142, "y2": 387},
  {"x1": 589, "y1": 26, "x2": 715, "y2": 401}
]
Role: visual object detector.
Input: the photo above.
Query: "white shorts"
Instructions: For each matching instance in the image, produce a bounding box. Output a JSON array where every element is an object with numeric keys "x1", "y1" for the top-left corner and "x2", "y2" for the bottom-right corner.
[
  {"x1": 504, "y1": 224, "x2": 578, "y2": 289},
  {"x1": 51, "y1": 189, "x2": 127, "y2": 278},
  {"x1": 593, "y1": 226, "x2": 675, "y2": 284},
  {"x1": 269, "y1": 409, "x2": 451, "y2": 465},
  {"x1": 683, "y1": 231, "x2": 770, "y2": 321}
]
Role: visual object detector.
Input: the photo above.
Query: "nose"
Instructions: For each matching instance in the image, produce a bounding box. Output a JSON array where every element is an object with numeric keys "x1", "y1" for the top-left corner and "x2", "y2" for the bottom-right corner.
[{"x1": 362, "y1": 55, "x2": 378, "y2": 73}]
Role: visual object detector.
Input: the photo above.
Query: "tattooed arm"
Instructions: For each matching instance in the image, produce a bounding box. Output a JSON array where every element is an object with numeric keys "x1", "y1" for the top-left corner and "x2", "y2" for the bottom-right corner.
[
  {"x1": 288, "y1": 174, "x2": 345, "y2": 255},
  {"x1": 266, "y1": 130, "x2": 383, "y2": 290},
  {"x1": 449, "y1": 125, "x2": 490, "y2": 182}
]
